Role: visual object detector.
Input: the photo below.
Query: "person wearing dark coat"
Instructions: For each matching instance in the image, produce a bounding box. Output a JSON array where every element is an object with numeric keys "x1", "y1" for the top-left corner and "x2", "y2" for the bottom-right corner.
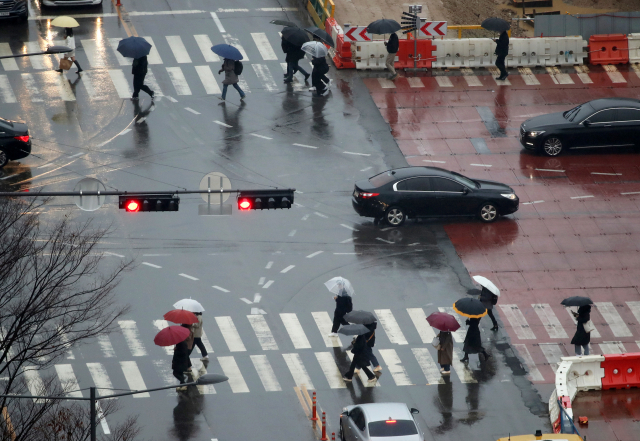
[
  {"x1": 218, "y1": 58, "x2": 245, "y2": 101},
  {"x1": 355, "y1": 321, "x2": 382, "y2": 373},
  {"x1": 493, "y1": 30, "x2": 509, "y2": 80},
  {"x1": 282, "y1": 37, "x2": 310, "y2": 83},
  {"x1": 479, "y1": 286, "x2": 499, "y2": 331},
  {"x1": 311, "y1": 56, "x2": 330, "y2": 97},
  {"x1": 437, "y1": 331, "x2": 454, "y2": 375},
  {"x1": 385, "y1": 33, "x2": 399, "y2": 80},
  {"x1": 172, "y1": 340, "x2": 190, "y2": 390},
  {"x1": 131, "y1": 55, "x2": 154, "y2": 100},
  {"x1": 343, "y1": 334, "x2": 376, "y2": 382},
  {"x1": 571, "y1": 305, "x2": 591, "y2": 355},
  {"x1": 461, "y1": 318, "x2": 490, "y2": 362},
  {"x1": 329, "y1": 291, "x2": 352, "y2": 335}
]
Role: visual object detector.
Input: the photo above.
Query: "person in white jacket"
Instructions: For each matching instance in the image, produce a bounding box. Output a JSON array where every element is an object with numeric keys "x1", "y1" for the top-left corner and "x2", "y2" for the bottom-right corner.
[
  {"x1": 56, "y1": 27, "x2": 82, "y2": 74},
  {"x1": 190, "y1": 312, "x2": 208, "y2": 360}
]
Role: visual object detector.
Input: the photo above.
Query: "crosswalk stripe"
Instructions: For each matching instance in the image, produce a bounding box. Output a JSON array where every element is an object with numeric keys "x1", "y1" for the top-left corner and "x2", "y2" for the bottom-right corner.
[
  {"x1": 499, "y1": 304, "x2": 536, "y2": 339},
  {"x1": 437, "y1": 307, "x2": 466, "y2": 343},
  {"x1": 0, "y1": 327, "x2": 15, "y2": 359},
  {"x1": 210, "y1": 12, "x2": 226, "y2": 33},
  {"x1": 195, "y1": 65, "x2": 221, "y2": 94},
  {"x1": 595, "y1": 302, "x2": 632, "y2": 337},
  {"x1": 25, "y1": 41, "x2": 49, "y2": 70},
  {"x1": 0, "y1": 43, "x2": 19, "y2": 71},
  {"x1": 411, "y1": 348, "x2": 444, "y2": 384},
  {"x1": 118, "y1": 320, "x2": 148, "y2": 357},
  {"x1": 53, "y1": 73, "x2": 76, "y2": 101},
  {"x1": 379, "y1": 349, "x2": 413, "y2": 386},
  {"x1": 79, "y1": 70, "x2": 99, "y2": 99},
  {"x1": 545, "y1": 67, "x2": 573, "y2": 84},
  {"x1": 451, "y1": 348, "x2": 477, "y2": 383},
  {"x1": 145, "y1": 69, "x2": 163, "y2": 96},
  {"x1": 23, "y1": 367, "x2": 45, "y2": 402},
  {"x1": 250, "y1": 354, "x2": 282, "y2": 391},
  {"x1": 152, "y1": 320, "x2": 174, "y2": 355},
  {"x1": 222, "y1": 34, "x2": 249, "y2": 61},
  {"x1": 21, "y1": 73, "x2": 43, "y2": 102},
  {"x1": 251, "y1": 64, "x2": 278, "y2": 92},
  {"x1": 377, "y1": 78, "x2": 396, "y2": 88},
  {"x1": 194, "y1": 35, "x2": 220, "y2": 62},
  {"x1": 312, "y1": 311, "x2": 341, "y2": 347},
  {"x1": 200, "y1": 330, "x2": 215, "y2": 354},
  {"x1": 0, "y1": 75, "x2": 17, "y2": 103},
  {"x1": 166, "y1": 67, "x2": 192, "y2": 95},
  {"x1": 539, "y1": 343, "x2": 563, "y2": 371},
  {"x1": 59, "y1": 330, "x2": 75, "y2": 359},
  {"x1": 283, "y1": 353, "x2": 314, "y2": 389},
  {"x1": 406, "y1": 77, "x2": 424, "y2": 88},
  {"x1": 599, "y1": 341, "x2": 626, "y2": 354},
  {"x1": 461, "y1": 68, "x2": 482, "y2": 86},
  {"x1": 151, "y1": 360, "x2": 178, "y2": 396},
  {"x1": 574, "y1": 65, "x2": 592, "y2": 84},
  {"x1": 488, "y1": 66, "x2": 510, "y2": 85},
  {"x1": 280, "y1": 313, "x2": 312, "y2": 349},
  {"x1": 407, "y1": 308, "x2": 437, "y2": 344},
  {"x1": 279, "y1": 62, "x2": 307, "y2": 91},
  {"x1": 86, "y1": 363, "x2": 115, "y2": 398},
  {"x1": 435, "y1": 76, "x2": 453, "y2": 87},
  {"x1": 346, "y1": 352, "x2": 380, "y2": 387},
  {"x1": 315, "y1": 352, "x2": 347, "y2": 388},
  {"x1": 513, "y1": 344, "x2": 544, "y2": 382},
  {"x1": 108, "y1": 38, "x2": 131, "y2": 66},
  {"x1": 215, "y1": 316, "x2": 246, "y2": 352},
  {"x1": 251, "y1": 33, "x2": 278, "y2": 60},
  {"x1": 217, "y1": 356, "x2": 249, "y2": 392},
  {"x1": 55, "y1": 364, "x2": 83, "y2": 397},
  {"x1": 566, "y1": 308, "x2": 601, "y2": 338},
  {"x1": 375, "y1": 309, "x2": 408, "y2": 345},
  {"x1": 603, "y1": 65, "x2": 626, "y2": 83},
  {"x1": 533, "y1": 304, "x2": 568, "y2": 339},
  {"x1": 97, "y1": 335, "x2": 116, "y2": 358},
  {"x1": 80, "y1": 39, "x2": 106, "y2": 68},
  {"x1": 166, "y1": 36, "x2": 192, "y2": 63},
  {"x1": 142, "y1": 37, "x2": 163, "y2": 64},
  {"x1": 519, "y1": 67, "x2": 540, "y2": 85},
  {"x1": 247, "y1": 315, "x2": 279, "y2": 350},
  {"x1": 108, "y1": 69, "x2": 132, "y2": 99},
  {"x1": 119, "y1": 361, "x2": 150, "y2": 397},
  {"x1": 625, "y1": 301, "x2": 640, "y2": 329}
]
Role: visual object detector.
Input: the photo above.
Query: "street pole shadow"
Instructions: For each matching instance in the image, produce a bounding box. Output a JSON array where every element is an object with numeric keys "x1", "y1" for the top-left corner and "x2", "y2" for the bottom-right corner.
[
  {"x1": 219, "y1": 101, "x2": 245, "y2": 157},
  {"x1": 332, "y1": 346, "x2": 376, "y2": 404},
  {"x1": 171, "y1": 391, "x2": 205, "y2": 441},
  {"x1": 432, "y1": 380, "x2": 454, "y2": 434}
]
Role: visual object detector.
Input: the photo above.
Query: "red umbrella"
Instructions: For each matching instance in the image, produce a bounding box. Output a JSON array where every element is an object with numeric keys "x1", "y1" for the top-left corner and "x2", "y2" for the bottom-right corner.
[
  {"x1": 154, "y1": 326, "x2": 190, "y2": 346},
  {"x1": 426, "y1": 312, "x2": 461, "y2": 332},
  {"x1": 164, "y1": 309, "x2": 198, "y2": 325}
]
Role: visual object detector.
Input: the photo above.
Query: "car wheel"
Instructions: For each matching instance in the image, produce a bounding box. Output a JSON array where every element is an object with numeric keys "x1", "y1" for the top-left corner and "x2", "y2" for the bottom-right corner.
[
  {"x1": 385, "y1": 206, "x2": 405, "y2": 227},
  {"x1": 339, "y1": 421, "x2": 345, "y2": 441},
  {"x1": 0, "y1": 150, "x2": 8, "y2": 169},
  {"x1": 542, "y1": 136, "x2": 563, "y2": 156},
  {"x1": 478, "y1": 202, "x2": 498, "y2": 223}
]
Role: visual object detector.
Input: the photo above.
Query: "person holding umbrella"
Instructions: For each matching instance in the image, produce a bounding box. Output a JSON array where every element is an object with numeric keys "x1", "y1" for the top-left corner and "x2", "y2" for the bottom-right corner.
[
  {"x1": 453, "y1": 298, "x2": 491, "y2": 363},
  {"x1": 385, "y1": 33, "x2": 399, "y2": 81},
  {"x1": 339, "y1": 325, "x2": 377, "y2": 383},
  {"x1": 426, "y1": 312, "x2": 460, "y2": 375},
  {"x1": 325, "y1": 277, "x2": 354, "y2": 336},
  {"x1": 55, "y1": 27, "x2": 82, "y2": 74},
  {"x1": 211, "y1": 44, "x2": 246, "y2": 101},
  {"x1": 494, "y1": 30, "x2": 509, "y2": 81},
  {"x1": 116, "y1": 36, "x2": 155, "y2": 100},
  {"x1": 173, "y1": 299, "x2": 207, "y2": 360},
  {"x1": 191, "y1": 312, "x2": 208, "y2": 360},
  {"x1": 571, "y1": 305, "x2": 592, "y2": 356},
  {"x1": 281, "y1": 27, "x2": 310, "y2": 83},
  {"x1": 154, "y1": 325, "x2": 192, "y2": 391},
  {"x1": 344, "y1": 310, "x2": 382, "y2": 373},
  {"x1": 474, "y1": 275, "x2": 500, "y2": 331},
  {"x1": 131, "y1": 55, "x2": 154, "y2": 100}
]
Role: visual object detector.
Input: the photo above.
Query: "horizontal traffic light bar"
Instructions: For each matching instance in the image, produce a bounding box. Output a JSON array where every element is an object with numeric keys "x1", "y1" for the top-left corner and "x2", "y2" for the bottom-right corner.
[
  {"x1": 119, "y1": 194, "x2": 179, "y2": 212},
  {"x1": 0, "y1": 188, "x2": 296, "y2": 197},
  {"x1": 237, "y1": 189, "x2": 294, "y2": 211}
]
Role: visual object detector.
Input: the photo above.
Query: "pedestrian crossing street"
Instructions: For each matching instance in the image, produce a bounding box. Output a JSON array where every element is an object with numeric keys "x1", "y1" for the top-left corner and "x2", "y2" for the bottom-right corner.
[
  {"x1": 0, "y1": 32, "x2": 312, "y2": 104},
  {"x1": 18, "y1": 301, "x2": 640, "y2": 398}
]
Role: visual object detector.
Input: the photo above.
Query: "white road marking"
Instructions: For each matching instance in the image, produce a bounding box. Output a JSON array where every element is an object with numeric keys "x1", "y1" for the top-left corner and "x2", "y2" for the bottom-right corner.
[
  {"x1": 340, "y1": 224, "x2": 358, "y2": 231},
  {"x1": 25, "y1": 41, "x2": 48, "y2": 70},
  {"x1": 218, "y1": 356, "x2": 249, "y2": 393},
  {"x1": 522, "y1": 200, "x2": 545, "y2": 205},
  {"x1": 22, "y1": 73, "x2": 43, "y2": 102},
  {"x1": 451, "y1": 348, "x2": 477, "y2": 383},
  {"x1": 80, "y1": 39, "x2": 106, "y2": 68},
  {"x1": 513, "y1": 344, "x2": 544, "y2": 382},
  {"x1": 293, "y1": 143, "x2": 318, "y2": 149},
  {"x1": 594, "y1": 302, "x2": 632, "y2": 337},
  {"x1": 200, "y1": 330, "x2": 214, "y2": 354},
  {"x1": 152, "y1": 320, "x2": 173, "y2": 355},
  {"x1": 210, "y1": 12, "x2": 226, "y2": 33},
  {"x1": 519, "y1": 67, "x2": 541, "y2": 85},
  {"x1": 166, "y1": 67, "x2": 192, "y2": 95},
  {"x1": 461, "y1": 68, "x2": 482, "y2": 86},
  {"x1": 258, "y1": 277, "x2": 265, "y2": 285},
  {"x1": 250, "y1": 133, "x2": 272, "y2": 139},
  {"x1": 166, "y1": 36, "x2": 192, "y2": 63},
  {"x1": 570, "y1": 195, "x2": 594, "y2": 199},
  {"x1": 375, "y1": 309, "x2": 408, "y2": 345},
  {"x1": 184, "y1": 107, "x2": 201, "y2": 115},
  {"x1": 251, "y1": 355, "x2": 282, "y2": 391},
  {"x1": 118, "y1": 320, "x2": 148, "y2": 356},
  {"x1": 49, "y1": 72, "x2": 76, "y2": 101},
  {"x1": 591, "y1": 172, "x2": 621, "y2": 176},
  {"x1": 87, "y1": 363, "x2": 115, "y2": 398},
  {"x1": 376, "y1": 237, "x2": 393, "y2": 244},
  {"x1": 212, "y1": 285, "x2": 230, "y2": 292},
  {"x1": 214, "y1": 120, "x2": 232, "y2": 127},
  {"x1": 407, "y1": 308, "x2": 437, "y2": 343},
  {"x1": 626, "y1": 302, "x2": 640, "y2": 330},
  {"x1": 621, "y1": 191, "x2": 640, "y2": 195},
  {"x1": 250, "y1": 307, "x2": 267, "y2": 315},
  {"x1": 143, "y1": 254, "x2": 171, "y2": 257},
  {"x1": 142, "y1": 262, "x2": 162, "y2": 268},
  {"x1": 312, "y1": 311, "x2": 341, "y2": 347},
  {"x1": 194, "y1": 35, "x2": 220, "y2": 62},
  {"x1": 574, "y1": 65, "x2": 592, "y2": 84},
  {"x1": 247, "y1": 315, "x2": 279, "y2": 350},
  {"x1": 97, "y1": 335, "x2": 115, "y2": 358},
  {"x1": 252, "y1": 64, "x2": 279, "y2": 91},
  {"x1": 281, "y1": 265, "x2": 295, "y2": 273},
  {"x1": 360, "y1": 166, "x2": 372, "y2": 172},
  {"x1": 55, "y1": 364, "x2": 83, "y2": 397},
  {"x1": 23, "y1": 367, "x2": 45, "y2": 402},
  {"x1": 567, "y1": 308, "x2": 601, "y2": 338},
  {"x1": 280, "y1": 313, "x2": 312, "y2": 349},
  {"x1": 346, "y1": 352, "x2": 380, "y2": 387},
  {"x1": 435, "y1": 76, "x2": 453, "y2": 87},
  {"x1": 265, "y1": 261, "x2": 273, "y2": 269},
  {"x1": 288, "y1": 230, "x2": 296, "y2": 237},
  {"x1": 108, "y1": 69, "x2": 132, "y2": 99},
  {"x1": 307, "y1": 251, "x2": 323, "y2": 258},
  {"x1": 263, "y1": 280, "x2": 274, "y2": 289},
  {"x1": 222, "y1": 34, "x2": 249, "y2": 61},
  {"x1": 314, "y1": 212, "x2": 328, "y2": 218},
  {"x1": 343, "y1": 151, "x2": 371, "y2": 156},
  {"x1": 179, "y1": 273, "x2": 199, "y2": 280},
  {"x1": 119, "y1": 129, "x2": 132, "y2": 136},
  {"x1": 379, "y1": 349, "x2": 413, "y2": 385},
  {"x1": 240, "y1": 298, "x2": 253, "y2": 304},
  {"x1": 215, "y1": 316, "x2": 246, "y2": 352},
  {"x1": 144, "y1": 69, "x2": 163, "y2": 96},
  {"x1": 489, "y1": 66, "x2": 511, "y2": 85},
  {"x1": 412, "y1": 347, "x2": 444, "y2": 384},
  {"x1": 283, "y1": 353, "x2": 314, "y2": 389},
  {"x1": 406, "y1": 77, "x2": 424, "y2": 88},
  {"x1": 532, "y1": 304, "x2": 568, "y2": 339},
  {"x1": 334, "y1": 252, "x2": 360, "y2": 255},
  {"x1": 377, "y1": 78, "x2": 396, "y2": 88},
  {"x1": 68, "y1": 152, "x2": 84, "y2": 158},
  {"x1": 535, "y1": 168, "x2": 565, "y2": 173},
  {"x1": 253, "y1": 294, "x2": 261, "y2": 303},
  {"x1": 251, "y1": 33, "x2": 278, "y2": 60},
  {"x1": 104, "y1": 252, "x2": 125, "y2": 258},
  {"x1": 438, "y1": 307, "x2": 466, "y2": 342},
  {"x1": 603, "y1": 65, "x2": 626, "y2": 83},
  {"x1": 470, "y1": 163, "x2": 492, "y2": 167},
  {"x1": 599, "y1": 341, "x2": 626, "y2": 354},
  {"x1": 142, "y1": 37, "x2": 163, "y2": 64},
  {"x1": 195, "y1": 65, "x2": 221, "y2": 94},
  {"x1": 539, "y1": 343, "x2": 563, "y2": 371},
  {"x1": 315, "y1": 352, "x2": 346, "y2": 388},
  {"x1": 78, "y1": 70, "x2": 100, "y2": 99},
  {"x1": 424, "y1": 159, "x2": 446, "y2": 163},
  {"x1": 108, "y1": 37, "x2": 131, "y2": 66},
  {"x1": 151, "y1": 360, "x2": 178, "y2": 396},
  {"x1": 165, "y1": 96, "x2": 178, "y2": 103},
  {"x1": 499, "y1": 304, "x2": 537, "y2": 339}
]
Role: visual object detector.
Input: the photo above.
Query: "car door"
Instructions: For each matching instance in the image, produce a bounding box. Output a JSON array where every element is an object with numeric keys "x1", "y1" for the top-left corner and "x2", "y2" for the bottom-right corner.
[
  {"x1": 429, "y1": 177, "x2": 470, "y2": 216},
  {"x1": 344, "y1": 407, "x2": 366, "y2": 441},
  {"x1": 394, "y1": 177, "x2": 433, "y2": 216},
  {"x1": 581, "y1": 109, "x2": 619, "y2": 148},
  {"x1": 0, "y1": 119, "x2": 12, "y2": 150},
  {"x1": 615, "y1": 108, "x2": 640, "y2": 147}
]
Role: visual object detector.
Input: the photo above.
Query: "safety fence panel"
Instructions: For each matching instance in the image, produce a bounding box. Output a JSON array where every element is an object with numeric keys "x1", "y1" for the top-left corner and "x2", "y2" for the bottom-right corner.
[
  {"x1": 545, "y1": 36, "x2": 588, "y2": 66},
  {"x1": 601, "y1": 352, "x2": 640, "y2": 390},
  {"x1": 354, "y1": 40, "x2": 388, "y2": 70},
  {"x1": 630, "y1": 33, "x2": 640, "y2": 63},
  {"x1": 432, "y1": 39, "x2": 472, "y2": 68},
  {"x1": 506, "y1": 38, "x2": 548, "y2": 67}
]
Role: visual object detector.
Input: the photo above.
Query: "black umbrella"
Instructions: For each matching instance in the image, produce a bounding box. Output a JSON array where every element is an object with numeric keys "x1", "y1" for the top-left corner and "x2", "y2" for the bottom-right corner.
[
  {"x1": 481, "y1": 17, "x2": 510, "y2": 32},
  {"x1": 270, "y1": 19, "x2": 297, "y2": 27},
  {"x1": 304, "y1": 26, "x2": 335, "y2": 48},
  {"x1": 453, "y1": 298, "x2": 487, "y2": 319},
  {"x1": 117, "y1": 36, "x2": 152, "y2": 59},
  {"x1": 282, "y1": 26, "x2": 310, "y2": 47},
  {"x1": 337, "y1": 324, "x2": 369, "y2": 336},
  {"x1": 344, "y1": 310, "x2": 377, "y2": 325},
  {"x1": 366, "y1": 19, "x2": 401, "y2": 35},
  {"x1": 561, "y1": 296, "x2": 594, "y2": 307}
]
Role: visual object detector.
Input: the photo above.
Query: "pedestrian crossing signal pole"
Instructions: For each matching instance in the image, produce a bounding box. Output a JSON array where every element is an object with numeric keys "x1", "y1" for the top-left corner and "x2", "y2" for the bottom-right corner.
[
  {"x1": 401, "y1": 5, "x2": 423, "y2": 70},
  {"x1": 90, "y1": 387, "x2": 97, "y2": 441}
]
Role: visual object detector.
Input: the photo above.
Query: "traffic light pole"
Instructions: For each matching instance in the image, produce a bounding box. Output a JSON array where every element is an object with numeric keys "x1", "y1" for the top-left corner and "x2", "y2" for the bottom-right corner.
[{"x1": 0, "y1": 188, "x2": 295, "y2": 197}]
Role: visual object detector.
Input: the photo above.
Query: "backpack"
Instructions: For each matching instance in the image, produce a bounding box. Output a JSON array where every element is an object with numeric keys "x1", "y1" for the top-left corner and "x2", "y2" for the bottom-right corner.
[{"x1": 234, "y1": 60, "x2": 243, "y2": 76}]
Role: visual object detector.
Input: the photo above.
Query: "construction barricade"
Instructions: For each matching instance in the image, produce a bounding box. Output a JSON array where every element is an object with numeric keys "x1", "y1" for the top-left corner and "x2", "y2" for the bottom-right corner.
[
  {"x1": 544, "y1": 36, "x2": 588, "y2": 66},
  {"x1": 395, "y1": 38, "x2": 433, "y2": 69},
  {"x1": 588, "y1": 34, "x2": 629, "y2": 65},
  {"x1": 431, "y1": 39, "x2": 472, "y2": 68},
  {"x1": 326, "y1": 18, "x2": 355, "y2": 69},
  {"x1": 601, "y1": 352, "x2": 640, "y2": 390},
  {"x1": 629, "y1": 33, "x2": 640, "y2": 63},
  {"x1": 354, "y1": 40, "x2": 387, "y2": 69},
  {"x1": 506, "y1": 38, "x2": 548, "y2": 67}
]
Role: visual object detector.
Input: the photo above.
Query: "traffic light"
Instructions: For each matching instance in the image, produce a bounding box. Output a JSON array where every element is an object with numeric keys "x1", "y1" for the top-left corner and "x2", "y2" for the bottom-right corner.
[
  {"x1": 119, "y1": 194, "x2": 179, "y2": 212},
  {"x1": 237, "y1": 189, "x2": 294, "y2": 211}
]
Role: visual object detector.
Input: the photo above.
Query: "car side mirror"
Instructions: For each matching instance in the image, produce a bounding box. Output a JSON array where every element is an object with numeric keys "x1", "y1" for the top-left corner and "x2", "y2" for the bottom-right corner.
[
  {"x1": 462, "y1": 187, "x2": 469, "y2": 195},
  {"x1": 410, "y1": 408, "x2": 419, "y2": 414},
  {"x1": 342, "y1": 410, "x2": 349, "y2": 417},
  {"x1": 583, "y1": 120, "x2": 591, "y2": 126}
]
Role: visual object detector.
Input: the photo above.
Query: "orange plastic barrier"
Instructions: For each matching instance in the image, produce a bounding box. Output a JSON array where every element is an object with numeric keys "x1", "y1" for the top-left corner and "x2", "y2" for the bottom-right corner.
[
  {"x1": 333, "y1": 34, "x2": 356, "y2": 69},
  {"x1": 601, "y1": 352, "x2": 640, "y2": 390},
  {"x1": 395, "y1": 38, "x2": 434, "y2": 68},
  {"x1": 588, "y1": 34, "x2": 629, "y2": 65}
]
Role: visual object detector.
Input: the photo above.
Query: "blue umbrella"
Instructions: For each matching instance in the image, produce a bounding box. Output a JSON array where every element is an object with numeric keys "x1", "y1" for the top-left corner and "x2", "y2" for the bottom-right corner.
[
  {"x1": 211, "y1": 44, "x2": 243, "y2": 61},
  {"x1": 117, "y1": 36, "x2": 152, "y2": 59}
]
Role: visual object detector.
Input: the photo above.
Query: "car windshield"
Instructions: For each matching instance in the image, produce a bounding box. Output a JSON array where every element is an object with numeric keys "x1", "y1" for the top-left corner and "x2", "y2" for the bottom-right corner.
[
  {"x1": 450, "y1": 172, "x2": 477, "y2": 189},
  {"x1": 369, "y1": 171, "x2": 396, "y2": 187},
  {"x1": 563, "y1": 103, "x2": 593, "y2": 122},
  {"x1": 368, "y1": 420, "x2": 418, "y2": 437}
]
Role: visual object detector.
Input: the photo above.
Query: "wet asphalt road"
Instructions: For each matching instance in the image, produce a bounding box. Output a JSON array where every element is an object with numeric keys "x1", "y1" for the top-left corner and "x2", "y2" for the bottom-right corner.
[{"x1": 1, "y1": 1, "x2": 550, "y2": 440}]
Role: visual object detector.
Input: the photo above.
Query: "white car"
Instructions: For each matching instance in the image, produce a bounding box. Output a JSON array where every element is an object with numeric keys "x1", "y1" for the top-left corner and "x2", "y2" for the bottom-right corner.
[
  {"x1": 339, "y1": 403, "x2": 424, "y2": 441},
  {"x1": 41, "y1": 0, "x2": 102, "y2": 7}
]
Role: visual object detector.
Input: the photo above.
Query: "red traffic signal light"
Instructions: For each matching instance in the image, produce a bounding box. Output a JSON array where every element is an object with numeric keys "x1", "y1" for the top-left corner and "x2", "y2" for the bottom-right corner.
[
  {"x1": 126, "y1": 200, "x2": 140, "y2": 212},
  {"x1": 238, "y1": 198, "x2": 252, "y2": 210},
  {"x1": 119, "y1": 194, "x2": 179, "y2": 212},
  {"x1": 236, "y1": 189, "x2": 294, "y2": 211}
]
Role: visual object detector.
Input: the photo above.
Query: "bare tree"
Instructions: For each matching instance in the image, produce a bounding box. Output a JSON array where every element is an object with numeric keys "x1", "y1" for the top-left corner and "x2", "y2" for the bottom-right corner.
[{"x1": 0, "y1": 197, "x2": 137, "y2": 440}]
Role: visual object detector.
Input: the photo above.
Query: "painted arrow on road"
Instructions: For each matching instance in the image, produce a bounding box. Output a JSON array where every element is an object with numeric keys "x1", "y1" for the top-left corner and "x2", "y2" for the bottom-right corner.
[{"x1": 420, "y1": 21, "x2": 447, "y2": 37}]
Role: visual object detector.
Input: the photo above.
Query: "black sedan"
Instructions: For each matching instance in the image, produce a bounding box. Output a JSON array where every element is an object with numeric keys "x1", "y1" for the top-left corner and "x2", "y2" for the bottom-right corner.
[
  {"x1": 520, "y1": 97, "x2": 640, "y2": 156},
  {"x1": 352, "y1": 167, "x2": 518, "y2": 226},
  {"x1": 0, "y1": 117, "x2": 31, "y2": 168}
]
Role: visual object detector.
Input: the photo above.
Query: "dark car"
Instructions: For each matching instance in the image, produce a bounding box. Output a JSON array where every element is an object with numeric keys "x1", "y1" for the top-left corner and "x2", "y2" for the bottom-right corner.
[
  {"x1": 520, "y1": 97, "x2": 640, "y2": 156},
  {"x1": 0, "y1": 0, "x2": 28, "y2": 21},
  {"x1": 352, "y1": 167, "x2": 518, "y2": 226},
  {"x1": 0, "y1": 117, "x2": 31, "y2": 168}
]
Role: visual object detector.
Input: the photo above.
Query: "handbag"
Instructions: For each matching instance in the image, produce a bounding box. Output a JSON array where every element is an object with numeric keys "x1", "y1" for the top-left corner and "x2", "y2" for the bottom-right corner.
[
  {"x1": 59, "y1": 58, "x2": 72, "y2": 71},
  {"x1": 431, "y1": 336, "x2": 441, "y2": 350},
  {"x1": 583, "y1": 320, "x2": 595, "y2": 333}
]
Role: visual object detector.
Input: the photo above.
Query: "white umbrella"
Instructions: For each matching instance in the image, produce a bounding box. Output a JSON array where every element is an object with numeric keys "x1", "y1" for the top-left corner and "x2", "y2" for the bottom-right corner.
[
  {"x1": 302, "y1": 41, "x2": 328, "y2": 58},
  {"x1": 324, "y1": 276, "x2": 354, "y2": 296},
  {"x1": 472, "y1": 275, "x2": 500, "y2": 296},
  {"x1": 173, "y1": 298, "x2": 205, "y2": 312}
]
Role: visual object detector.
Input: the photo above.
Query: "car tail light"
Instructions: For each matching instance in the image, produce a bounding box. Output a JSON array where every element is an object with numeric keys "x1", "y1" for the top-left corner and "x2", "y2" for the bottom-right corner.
[
  {"x1": 360, "y1": 192, "x2": 379, "y2": 199},
  {"x1": 14, "y1": 135, "x2": 29, "y2": 143},
  {"x1": 386, "y1": 420, "x2": 396, "y2": 424}
]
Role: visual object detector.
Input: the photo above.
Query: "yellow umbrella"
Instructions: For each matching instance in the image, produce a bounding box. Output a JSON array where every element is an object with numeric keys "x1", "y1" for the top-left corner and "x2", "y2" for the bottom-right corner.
[{"x1": 51, "y1": 16, "x2": 80, "y2": 28}]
